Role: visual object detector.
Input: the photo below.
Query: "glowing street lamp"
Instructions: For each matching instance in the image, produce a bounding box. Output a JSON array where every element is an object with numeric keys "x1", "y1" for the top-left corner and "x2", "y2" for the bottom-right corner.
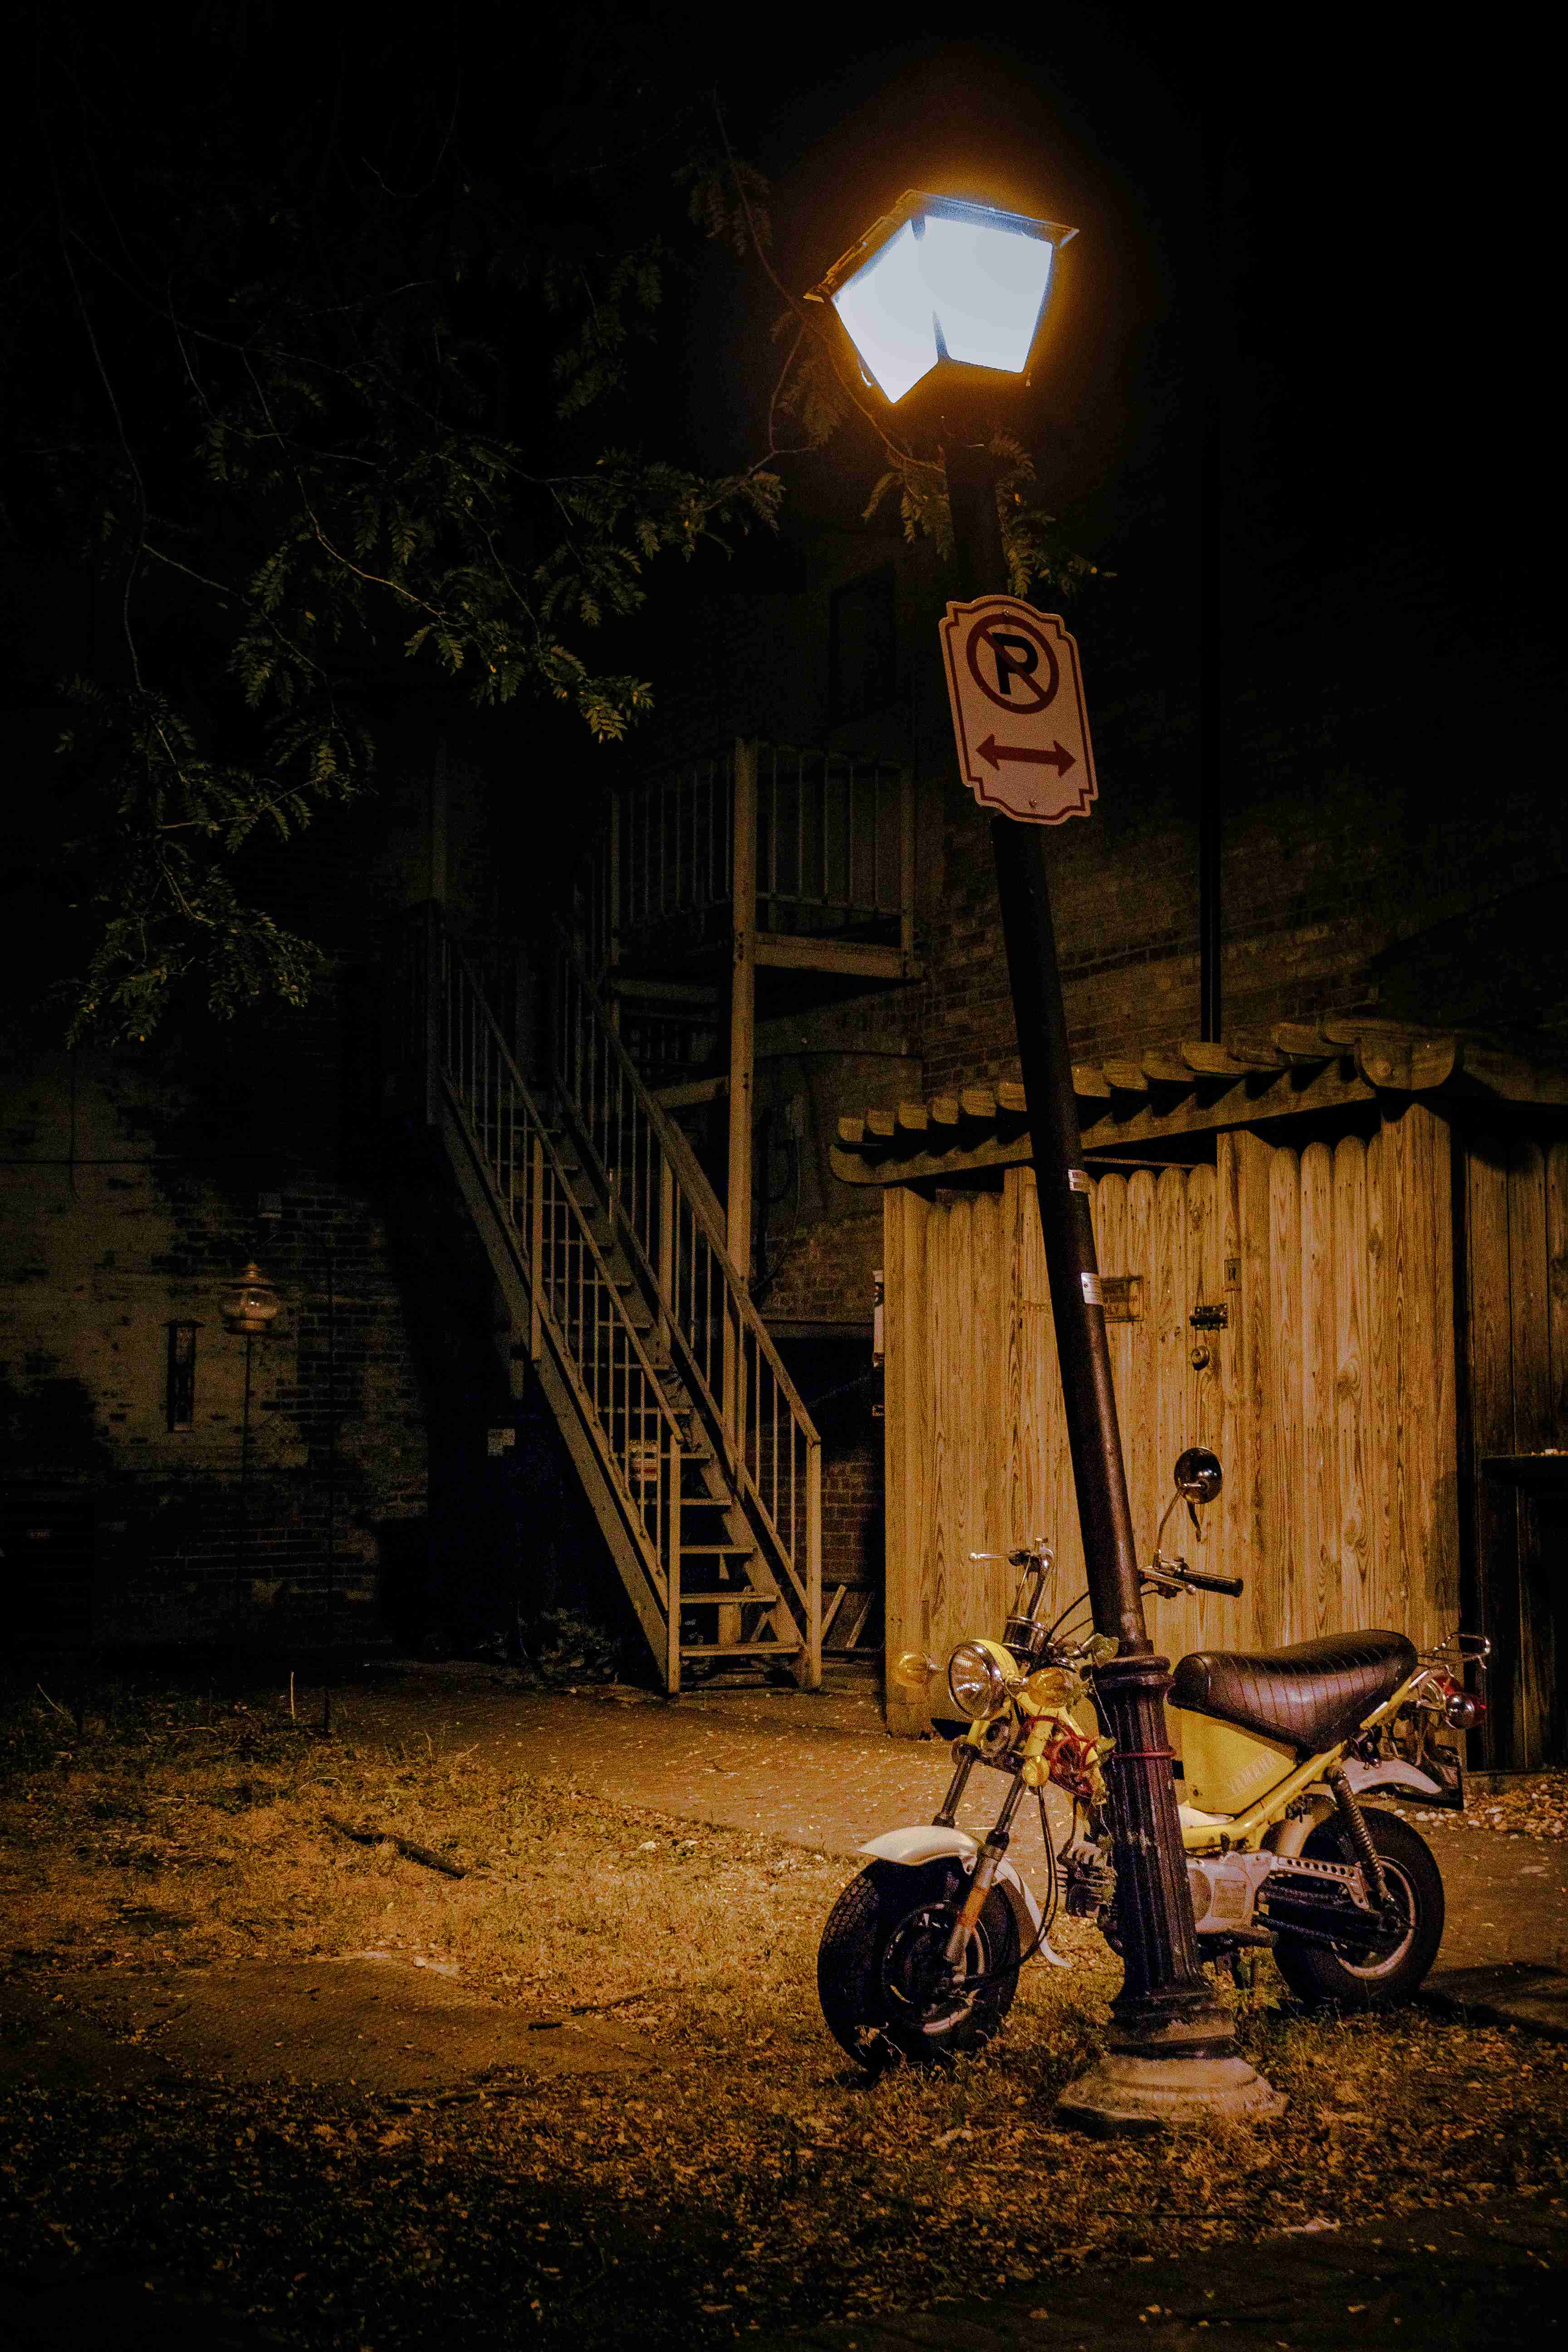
[
  {"x1": 811, "y1": 192, "x2": 1076, "y2": 405},
  {"x1": 814, "y1": 197, "x2": 1279, "y2": 2134}
]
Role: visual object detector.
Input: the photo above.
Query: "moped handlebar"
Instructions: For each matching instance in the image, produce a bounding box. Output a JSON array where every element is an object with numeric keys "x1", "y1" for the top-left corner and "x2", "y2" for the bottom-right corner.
[{"x1": 1173, "y1": 1565, "x2": 1245, "y2": 1597}]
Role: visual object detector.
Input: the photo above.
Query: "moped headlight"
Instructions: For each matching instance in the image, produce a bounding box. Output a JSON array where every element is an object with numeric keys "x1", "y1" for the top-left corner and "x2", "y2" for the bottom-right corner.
[
  {"x1": 1023, "y1": 1665, "x2": 1077, "y2": 1710},
  {"x1": 948, "y1": 1641, "x2": 1007, "y2": 1718}
]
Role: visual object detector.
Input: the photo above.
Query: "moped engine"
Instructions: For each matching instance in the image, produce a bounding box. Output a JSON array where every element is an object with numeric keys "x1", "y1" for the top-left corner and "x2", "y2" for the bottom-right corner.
[
  {"x1": 1185, "y1": 1850, "x2": 1277, "y2": 1935},
  {"x1": 1059, "y1": 1837, "x2": 1115, "y2": 1920}
]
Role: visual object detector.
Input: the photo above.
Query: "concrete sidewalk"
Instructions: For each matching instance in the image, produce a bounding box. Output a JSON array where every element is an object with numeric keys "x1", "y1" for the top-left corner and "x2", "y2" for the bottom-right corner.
[{"x1": 340, "y1": 1667, "x2": 1568, "y2": 1985}]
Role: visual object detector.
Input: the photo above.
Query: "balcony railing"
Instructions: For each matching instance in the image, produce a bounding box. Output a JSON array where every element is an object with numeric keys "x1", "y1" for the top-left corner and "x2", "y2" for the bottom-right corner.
[{"x1": 579, "y1": 740, "x2": 913, "y2": 982}]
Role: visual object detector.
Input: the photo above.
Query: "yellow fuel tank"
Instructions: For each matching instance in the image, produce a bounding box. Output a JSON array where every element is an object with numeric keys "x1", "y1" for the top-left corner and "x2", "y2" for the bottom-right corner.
[{"x1": 1170, "y1": 1705, "x2": 1297, "y2": 1817}]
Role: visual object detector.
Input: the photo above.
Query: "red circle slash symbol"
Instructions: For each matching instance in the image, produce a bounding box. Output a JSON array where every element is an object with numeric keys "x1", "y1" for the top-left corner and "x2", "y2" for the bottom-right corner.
[{"x1": 965, "y1": 615, "x2": 1059, "y2": 713}]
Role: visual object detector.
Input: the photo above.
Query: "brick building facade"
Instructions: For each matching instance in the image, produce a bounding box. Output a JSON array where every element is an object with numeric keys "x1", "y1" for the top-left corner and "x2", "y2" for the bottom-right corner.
[
  {"x1": 0, "y1": 1022, "x2": 427, "y2": 1649},
  {"x1": 1, "y1": 733, "x2": 624, "y2": 1666}
]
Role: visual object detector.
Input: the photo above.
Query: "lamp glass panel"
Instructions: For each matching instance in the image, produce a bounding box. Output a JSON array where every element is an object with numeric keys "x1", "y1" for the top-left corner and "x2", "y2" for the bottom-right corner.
[
  {"x1": 919, "y1": 215, "x2": 1053, "y2": 374},
  {"x1": 832, "y1": 222, "x2": 939, "y2": 403}
]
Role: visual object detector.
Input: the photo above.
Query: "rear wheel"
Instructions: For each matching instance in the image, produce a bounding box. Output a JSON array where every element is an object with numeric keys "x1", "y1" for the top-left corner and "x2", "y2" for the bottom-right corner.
[
  {"x1": 817, "y1": 1858, "x2": 1020, "y2": 2068},
  {"x1": 1271, "y1": 1807, "x2": 1443, "y2": 2010}
]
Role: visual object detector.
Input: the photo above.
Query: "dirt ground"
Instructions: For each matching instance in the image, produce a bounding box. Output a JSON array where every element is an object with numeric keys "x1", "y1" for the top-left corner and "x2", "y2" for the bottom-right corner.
[{"x1": 3, "y1": 1661, "x2": 1567, "y2": 2351}]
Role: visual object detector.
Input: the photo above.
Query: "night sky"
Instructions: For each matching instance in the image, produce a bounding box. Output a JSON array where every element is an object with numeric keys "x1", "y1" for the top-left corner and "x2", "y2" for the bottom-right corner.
[{"x1": 4, "y1": 3, "x2": 1559, "y2": 1014}]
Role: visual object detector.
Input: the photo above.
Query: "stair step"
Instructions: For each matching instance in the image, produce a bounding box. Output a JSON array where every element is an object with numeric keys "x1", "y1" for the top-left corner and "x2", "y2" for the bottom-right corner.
[
  {"x1": 679, "y1": 1641, "x2": 802, "y2": 1657},
  {"x1": 679, "y1": 1542, "x2": 756, "y2": 1556}
]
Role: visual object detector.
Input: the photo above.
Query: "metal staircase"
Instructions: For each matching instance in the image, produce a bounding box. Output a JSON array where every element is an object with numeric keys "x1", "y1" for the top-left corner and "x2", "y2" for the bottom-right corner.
[{"x1": 409, "y1": 909, "x2": 821, "y2": 1693}]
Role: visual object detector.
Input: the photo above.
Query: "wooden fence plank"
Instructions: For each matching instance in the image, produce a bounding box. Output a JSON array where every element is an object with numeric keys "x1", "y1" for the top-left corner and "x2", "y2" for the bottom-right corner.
[
  {"x1": 971, "y1": 1188, "x2": 1010, "y2": 1622},
  {"x1": 1232, "y1": 1130, "x2": 1274, "y2": 1651},
  {"x1": 904, "y1": 1188, "x2": 935, "y2": 1686},
  {"x1": 1016, "y1": 1171, "x2": 1076, "y2": 1621},
  {"x1": 1365, "y1": 1128, "x2": 1396, "y2": 1635},
  {"x1": 1509, "y1": 1142, "x2": 1552, "y2": 1455},
  {"x1": 1333, "y1": 1135, "x2": 1372, "y2": 1625},
  {"x1": 1094, "y1": 1171, "x2": 1132, "y2": 1617},
  {"x1": 1465, "y1": 1136, "x2": 1518, "y2": 1765},
  {"x1": 1301, "y1": 1140, "x2": 1336, "y2": 1642},
  {"x1": 1507, "y1": 1140, "x2": 1550, "y2": 1764},
  {"x1": 931, "y1": 1198, "x2": 970, "y2": 1657},
  {"x1": 1006, "y1": 1168, "x2": 1033, "y2": 1570},
  {"x1": 1151, "y1": 1170, "x2": 1186, "y2": 1618},
  {"x1": 1418, "y1": 1108, "x2": 1461, "y2": 1647},
  {"x1": 1121, "y1": 1167, "x2": 1160, "y2": 1630},
  {"x1": 1391, "y1": 1106, "x2": 1460, "y2": 1651},
  {"x1": 1268, "y1": 1146, "x2": 1304, "y2": 1647},
  {"x1": 1548, "y1": 1140, "x2": 1568, "y2": 1447},
  {"x1": 881, "y1": 1186, "x2": 921, "y2": 1729},
  {"x1": 1173, "y1": 1165, "x2": 1217, "y2": 1657}
]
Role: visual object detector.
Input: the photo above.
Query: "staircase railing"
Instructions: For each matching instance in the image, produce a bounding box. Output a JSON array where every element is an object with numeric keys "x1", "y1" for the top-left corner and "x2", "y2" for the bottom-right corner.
[
  {"x1": 426, "y1": 916, "x2": 686, "y2": 1677},
  {"x1": 553, "y1": 932, "x2": 821, "y2": 1655}
]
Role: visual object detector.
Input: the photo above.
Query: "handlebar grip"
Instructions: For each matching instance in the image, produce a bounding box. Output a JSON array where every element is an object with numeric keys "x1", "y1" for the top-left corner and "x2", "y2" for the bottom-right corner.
[{"x1": 1179, "y1": 1567, "x2": 1245, "y2": 1597}]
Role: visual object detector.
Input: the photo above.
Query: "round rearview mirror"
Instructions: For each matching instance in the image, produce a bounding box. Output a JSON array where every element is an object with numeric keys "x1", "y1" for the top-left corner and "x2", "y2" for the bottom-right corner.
[{"x1": 1173, "y1": 1446, "x2": 1223, "y2": 1505}]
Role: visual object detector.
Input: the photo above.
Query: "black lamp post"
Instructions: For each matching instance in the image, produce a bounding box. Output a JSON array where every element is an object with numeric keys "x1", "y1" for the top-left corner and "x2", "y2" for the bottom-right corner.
[{"x1": 813, "y1": 193, "x2": 1279, "y2": 2129}]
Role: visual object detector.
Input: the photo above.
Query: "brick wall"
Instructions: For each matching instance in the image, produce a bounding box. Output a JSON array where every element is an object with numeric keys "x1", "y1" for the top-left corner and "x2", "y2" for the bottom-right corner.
[
  {"x1": 0, "y1": 1045, "x2": 428, "y2": 1646},
  {"x1": 645, "y1": 526, "x2": 1567, "y2": 1115},
  {"x1": 820, "y1": 1434, "x2": 884, "y2": 1653}
]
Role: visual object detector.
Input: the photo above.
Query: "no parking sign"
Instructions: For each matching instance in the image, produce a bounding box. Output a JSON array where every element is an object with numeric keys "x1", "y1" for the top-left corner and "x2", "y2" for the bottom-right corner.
[{"x1": 939, "y1": 596, "x2": 1098, "y2": 824}]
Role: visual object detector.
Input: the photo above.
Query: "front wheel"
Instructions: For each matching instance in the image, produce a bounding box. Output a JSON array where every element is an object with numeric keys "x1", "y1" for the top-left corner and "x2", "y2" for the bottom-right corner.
[
  {"x1": 1271, "y1": 1807, "x2": 1443, "y2": 2010},
  {"x1": 817, "y1": 1858, "x2": 1020, "y2": 2068}
]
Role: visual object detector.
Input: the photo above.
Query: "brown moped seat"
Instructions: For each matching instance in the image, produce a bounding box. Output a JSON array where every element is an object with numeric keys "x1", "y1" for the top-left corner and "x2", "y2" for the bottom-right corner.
[{"x1": 1168, "y1": 1630, "x2": 1418, "y2": 1758}]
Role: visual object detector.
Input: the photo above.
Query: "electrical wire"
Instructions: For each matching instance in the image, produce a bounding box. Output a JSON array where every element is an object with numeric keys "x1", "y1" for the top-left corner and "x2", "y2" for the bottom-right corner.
[
  {"x1": 1015, "y1": 1786, "x2": 1061, "y2": 1965},
  {"x1": 1046, "y1": 1589, "x2": 1095, "y2": 1646}
]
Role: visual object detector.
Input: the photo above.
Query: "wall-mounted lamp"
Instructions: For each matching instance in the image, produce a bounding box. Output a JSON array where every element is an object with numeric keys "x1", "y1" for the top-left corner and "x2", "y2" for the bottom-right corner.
[{"x1": 220, "y1": 1263, "x2": 281, "y2": 1336}]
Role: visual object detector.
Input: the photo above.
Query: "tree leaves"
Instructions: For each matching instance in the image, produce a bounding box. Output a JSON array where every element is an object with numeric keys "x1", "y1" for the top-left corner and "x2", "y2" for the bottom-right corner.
[{"x1": 10, "y1": 36, "x2": 783, "y2": 1044}]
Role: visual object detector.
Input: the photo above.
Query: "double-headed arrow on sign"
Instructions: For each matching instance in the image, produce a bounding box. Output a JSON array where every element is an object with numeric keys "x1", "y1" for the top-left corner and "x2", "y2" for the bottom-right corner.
[{"x1": 977, "y1": 735, "x2": 1075, "y2": 776}]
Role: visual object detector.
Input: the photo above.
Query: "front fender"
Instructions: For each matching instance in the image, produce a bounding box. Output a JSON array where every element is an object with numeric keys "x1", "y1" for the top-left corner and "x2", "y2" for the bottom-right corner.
[{"x1": 856, "y1": 1825, "x2": 1069, "y2": 1969}]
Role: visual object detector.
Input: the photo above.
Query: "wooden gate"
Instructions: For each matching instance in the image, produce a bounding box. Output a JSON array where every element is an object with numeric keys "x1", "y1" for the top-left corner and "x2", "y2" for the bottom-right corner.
[
  {"x1": 882, "y1": 1104, "x2": 1460, "y2": 1732},
  {"x1": 1462, "y1": 1133, "x2": 1568, "y2": 1767}
]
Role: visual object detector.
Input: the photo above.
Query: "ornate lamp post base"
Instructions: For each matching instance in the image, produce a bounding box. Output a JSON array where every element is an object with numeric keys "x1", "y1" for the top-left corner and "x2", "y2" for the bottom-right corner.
[{"x1": 1056, "y1": 2050, "x2": 1288, "y2": 2138}]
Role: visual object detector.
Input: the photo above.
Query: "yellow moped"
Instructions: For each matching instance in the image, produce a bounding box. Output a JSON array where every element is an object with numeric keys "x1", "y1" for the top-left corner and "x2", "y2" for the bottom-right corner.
[{"x1": 818, "y1": 1448, "x2": 1484, "y2": 2068}]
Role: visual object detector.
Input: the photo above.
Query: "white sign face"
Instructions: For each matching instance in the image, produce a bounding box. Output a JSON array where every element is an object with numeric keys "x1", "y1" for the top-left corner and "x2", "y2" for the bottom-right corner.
[{"x1": 939, "y1": 596, "x2": 1098, "y2": 824}]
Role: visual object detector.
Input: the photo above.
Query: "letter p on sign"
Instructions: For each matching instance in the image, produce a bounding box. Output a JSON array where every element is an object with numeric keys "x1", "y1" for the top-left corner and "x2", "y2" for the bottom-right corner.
[{"x1": 939, "y1": 595, "x2": 1098, "y2": 824}]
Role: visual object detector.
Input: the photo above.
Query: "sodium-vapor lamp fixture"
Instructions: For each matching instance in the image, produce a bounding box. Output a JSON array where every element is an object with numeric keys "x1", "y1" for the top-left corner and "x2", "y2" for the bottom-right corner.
[
  {"x1": 220, "y1": 1263, "x2": 281, "y2": 1335},
  {"x1": 808, "y1": 192, "x2": 1077, "y2": 405}
]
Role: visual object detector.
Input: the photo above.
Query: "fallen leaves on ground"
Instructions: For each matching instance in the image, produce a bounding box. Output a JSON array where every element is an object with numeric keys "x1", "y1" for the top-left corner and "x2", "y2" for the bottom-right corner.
[
  {"x1": 1386, "y1": 1773, "x2": 1568, "y2": 1840},
  {"x1": 2, "y1": 1676, "x2": 1567, "y2": 2351}
]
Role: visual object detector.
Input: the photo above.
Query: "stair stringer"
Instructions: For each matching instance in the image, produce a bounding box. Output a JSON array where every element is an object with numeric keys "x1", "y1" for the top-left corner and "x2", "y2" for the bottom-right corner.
[
  {"x1": 548, "y1": 1084, "x2": 808, "y2": 1669},
  {"x1": 435, "y1": 1093, "x2": 678, "y2": 1687}
]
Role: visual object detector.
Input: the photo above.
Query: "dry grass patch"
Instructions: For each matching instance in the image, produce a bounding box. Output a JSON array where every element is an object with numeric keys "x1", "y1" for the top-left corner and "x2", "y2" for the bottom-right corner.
[{"x1": 3, "y1": 1677, "x2": 1568, "y2": 2350}]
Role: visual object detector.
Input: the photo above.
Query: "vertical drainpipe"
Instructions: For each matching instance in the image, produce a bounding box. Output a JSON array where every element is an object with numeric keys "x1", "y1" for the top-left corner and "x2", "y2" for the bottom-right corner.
[
  {"x1": 428, "y1": 734, "x2": 449, "y2": 907},
  {"x1": 1199, "y1": 775, "x2": 1221, "y2": 1044},
  {"x1": 1200, "y1": 129, "x2": 1236, "y2": 1048}
]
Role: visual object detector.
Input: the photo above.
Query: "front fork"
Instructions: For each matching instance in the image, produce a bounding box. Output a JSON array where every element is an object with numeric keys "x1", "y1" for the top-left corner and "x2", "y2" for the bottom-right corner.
[{"x1": 941, "y1": 1768, "x2": 1029, "y2": 1970}]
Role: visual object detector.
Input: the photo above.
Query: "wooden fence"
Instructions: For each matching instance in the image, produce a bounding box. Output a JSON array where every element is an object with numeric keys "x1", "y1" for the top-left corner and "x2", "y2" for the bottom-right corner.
[{"x1": 882, "y1": 1104, "x2": 1460, "y2": 1732}]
